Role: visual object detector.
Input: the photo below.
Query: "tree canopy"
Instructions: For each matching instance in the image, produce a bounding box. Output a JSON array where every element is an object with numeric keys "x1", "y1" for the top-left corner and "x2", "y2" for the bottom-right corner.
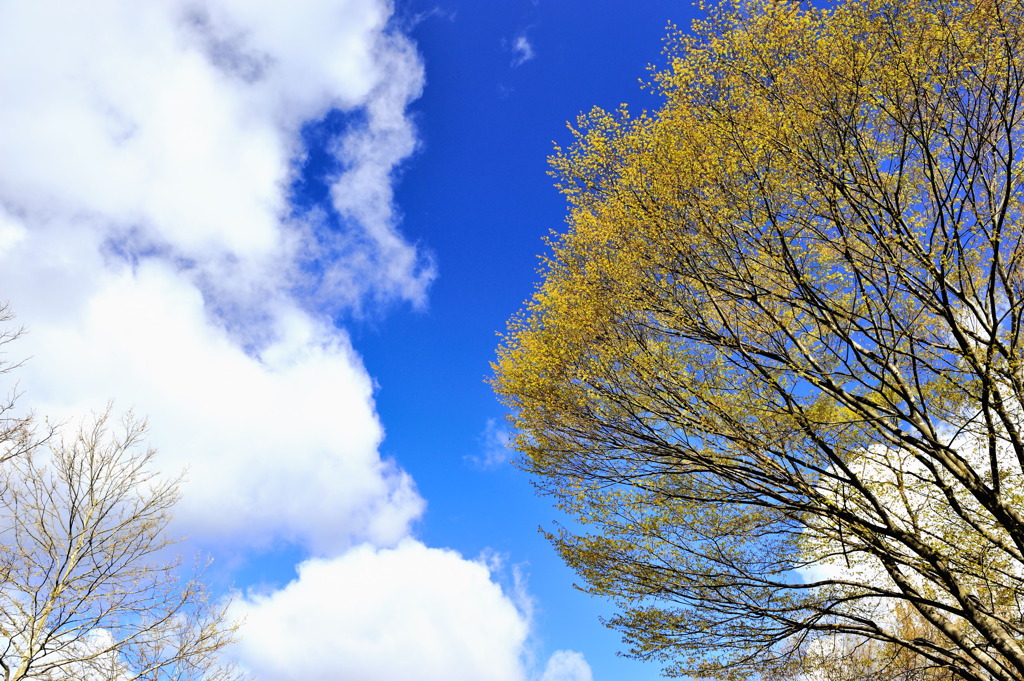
[{"x1": 493, "y1": 0, "x2": 1024, "y2": 679}]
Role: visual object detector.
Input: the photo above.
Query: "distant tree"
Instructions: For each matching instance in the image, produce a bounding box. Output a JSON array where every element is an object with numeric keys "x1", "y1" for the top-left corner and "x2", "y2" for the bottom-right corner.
[
  {"x1": 493, "y1": 0, "x2": 1024, "y2": 679},
  {"x1": 0, "y1": 303, "x2": 35, "y2": 467},
  {"x1": 0, "y1": 396, "x2": 241, "y2": 679},
  {"x1": 779, "y1": 604, "x2": 959, "y2": 681}
]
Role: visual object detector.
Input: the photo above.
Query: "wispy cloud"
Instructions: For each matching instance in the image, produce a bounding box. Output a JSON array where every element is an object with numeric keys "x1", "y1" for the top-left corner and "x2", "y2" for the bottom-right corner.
[
  {"x1": 468, "y1": 417, "x2": 513, "y2": 468},
  {"x1": 511, "y1": 33, "x2": 535, "y2": 66}
]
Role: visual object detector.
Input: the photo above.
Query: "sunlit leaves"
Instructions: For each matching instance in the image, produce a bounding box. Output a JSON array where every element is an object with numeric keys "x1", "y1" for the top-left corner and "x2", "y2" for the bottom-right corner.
[{"x1": 495, "y1": 0, "x2": 1024, "y2": 679}]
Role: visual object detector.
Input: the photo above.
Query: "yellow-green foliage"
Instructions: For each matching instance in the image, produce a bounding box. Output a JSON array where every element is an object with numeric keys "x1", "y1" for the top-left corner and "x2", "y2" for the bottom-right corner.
[{"x1": 494, "y1": 1, "x2": 1024, "y2": 679}]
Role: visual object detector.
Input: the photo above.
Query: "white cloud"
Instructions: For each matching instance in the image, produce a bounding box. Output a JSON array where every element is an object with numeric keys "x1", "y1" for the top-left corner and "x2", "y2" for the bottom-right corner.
[
  {"x1": 233, "y1": 539, "x2": 531, "y2": 681},
  {"x1": 0, "y1": 0, "x2": 432, "y2": 552},
  {"x1": 0, "y1": 0, "x2": 433, "y2": 323},
  {"x1": 540, "y1": 651, "x2": 594, "y2": 681},
  {"x1": 0, "y1": 2, "x2": 583, "y2": 677},
  {"x1": 4, "y1": 256, "x2": 423, "y2": 552},
  {"x1": 511, "y1": 34, "x2": 535, "y2": 67},
  {"x1": 469, "y1": 417, "x2": 513, "y2": 468}
]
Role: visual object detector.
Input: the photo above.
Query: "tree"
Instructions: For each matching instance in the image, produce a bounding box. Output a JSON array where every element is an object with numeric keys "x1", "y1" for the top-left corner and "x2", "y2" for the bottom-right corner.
[
  {"x1": 0, "y1": 407, "x2": 242, "y2": 681},
  {"x1": 0, "y1": 304, "x2": 36, "y2": 468},
  {"x1": 493, "y1": 0, "x2": 1024, "y2": 679}
]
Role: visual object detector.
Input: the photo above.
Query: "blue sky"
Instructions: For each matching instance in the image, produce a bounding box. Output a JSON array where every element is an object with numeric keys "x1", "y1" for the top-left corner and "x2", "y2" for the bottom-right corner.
[{"x1": 0, "y1": 1, "x2": 695, "y2": 679}]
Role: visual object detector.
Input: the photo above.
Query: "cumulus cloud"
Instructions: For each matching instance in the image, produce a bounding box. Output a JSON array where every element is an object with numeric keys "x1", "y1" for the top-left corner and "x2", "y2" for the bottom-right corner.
[
  {"x1": 0, "y1": 0, "x2": 433, "y2": 324},
  {"x1": 233, "y1": 540, "x2": 531, "y2": 681},
  {"x1": 1, "y1": 255, "x2": 423, "y2": 552},
  {"x1": 0, "y1": 1, "x2": 581, "y2": 677},
  {"x1": 540, "y1": 651, "x2": 594, "y2": 681},
  {"x1": 0, "y1": 0, "x2": 431, "y2": 551}
]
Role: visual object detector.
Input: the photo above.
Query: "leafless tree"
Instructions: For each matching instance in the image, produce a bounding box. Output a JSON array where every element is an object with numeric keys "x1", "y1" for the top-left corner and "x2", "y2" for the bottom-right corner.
[
  {"x1": 0, "y1": 303, "x2": 35, "y2": 467},
  {"x1": 0, "y1": 407, "x2": 242, "y2": 681}
]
